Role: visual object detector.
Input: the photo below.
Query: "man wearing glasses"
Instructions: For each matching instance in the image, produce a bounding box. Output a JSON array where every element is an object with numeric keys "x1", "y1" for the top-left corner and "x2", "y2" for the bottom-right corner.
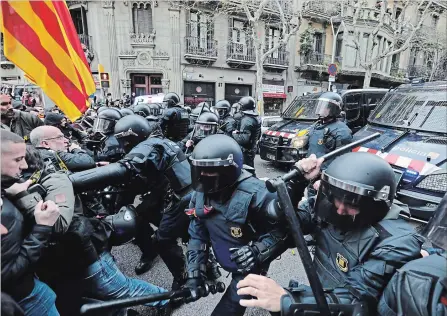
[{"x1": 0, "y1": 94, "x2": 43, "y2": 140}]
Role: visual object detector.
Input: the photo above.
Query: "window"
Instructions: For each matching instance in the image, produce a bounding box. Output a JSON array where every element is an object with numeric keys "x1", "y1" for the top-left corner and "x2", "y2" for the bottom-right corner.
[
  {"x1": 132, "y1": 3, "x2": 153, "y2": 34},
  {"x1": 70, "y1": 8, "x2": 88, "y2": 35},
  {"x1": 344, "y1": 93, "x2": 361, "y2": 122},
  {"x1": 366, "y1": 93, "x2": 385, "y2": 107},
  {"x1": 188, "y1": 12, "x2": 213, "y2": 49},
  {"x1": 314, "y1": 33, "x2": 323, "y2": 54},
  {"x1": 395, "y1": 7, "x2": 402, "y2": 19},
  {"x1": 266, "y1": 27, "x2": 281, "y2": 58},
  {"x1": 335, "y1": 33, "x2": 343, "y2": 57}
]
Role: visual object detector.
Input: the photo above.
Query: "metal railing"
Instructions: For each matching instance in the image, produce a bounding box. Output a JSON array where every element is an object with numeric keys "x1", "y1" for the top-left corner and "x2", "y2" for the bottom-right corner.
[
  {"x1": 302, "y1": 0, "x2": 341, "y2": 18},
  {"x1": 185, "y1": 36, "x2": 218, "y2": 58},
  {"x1": 78, "y1": 34, "x2": 93, "y2": 51},
  {"x1": 301, "y1": 52, "x2": 332, "y2": 65},
  {"x1": 226, "y1": 42, "x2": 256, "y2": 62},
  {"x1": 407, "y1": 65, "x2": 430, "y2": 78},
  {"x1": 264, "y1": 47, "x2": 289, "y2": 66}
]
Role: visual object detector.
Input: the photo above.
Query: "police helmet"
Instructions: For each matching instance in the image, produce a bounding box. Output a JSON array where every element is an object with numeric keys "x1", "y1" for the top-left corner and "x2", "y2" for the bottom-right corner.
[
  {"x1": 238, "y1": 96, "x2": 256, "y2": 112},
  {"x1": 119, "y1": 108, "x2": 134, "y2": 117},
  {"x1": 315, "y1": 92, "x2": 342, "y2": 119},
  {"x1": 190, "y1": 134, "x2": 243, "y2": 194},
  {"x1": 197, "y1": 102, "x2": 210, "y2": 109},
  {"x1": 422, "y1": 193, "x2": 447, "y2": 251},
  {"x1": 133, "y1": 103, "x2": 151, "y2": 117},
  {"x1": 215, "y1": 100, "x2": 231, "y2": 118},
  {"x1": 163, "y1": 92, "x2": 180, "y2": 108},
  {"x1": 92, "y1": 108, "x2": 122, "y2": 134},
  {"x1": 193, "y1": 112, "x2": 219, "y2": 141},
  {"x1": 114, "y1": 114, "x2": 153, "y2": 150},
  {"x1": 147, "y1": 103, "x2": 162, "y2": 117},
  {"x1": 104, "y1": 205, "x2": 138, "y2": 246},
  {"x1": 190, "y1": 106, "x2": 210, "y2": 126},
  {"x1": 315, "y1": 152, "x2": 396, "y2": 232},
  {"x1": 97, "y1": 106, "x2": 109, "y2": 114}
]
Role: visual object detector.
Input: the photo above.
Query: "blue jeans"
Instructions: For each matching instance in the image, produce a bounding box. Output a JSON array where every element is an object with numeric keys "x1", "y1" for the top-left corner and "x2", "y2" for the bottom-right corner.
[
  {"x1": 83, "y1": 251, "x2": 168, "y2": 307},
  {"x1": 18, "y1": 278, "x2": 59, "y2": 316}
]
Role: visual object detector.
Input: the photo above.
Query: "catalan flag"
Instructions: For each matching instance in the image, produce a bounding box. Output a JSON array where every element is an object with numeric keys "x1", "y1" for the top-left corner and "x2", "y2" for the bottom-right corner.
[{"x1": 0, "y1": 0, "x2": 95, "y2": 121}]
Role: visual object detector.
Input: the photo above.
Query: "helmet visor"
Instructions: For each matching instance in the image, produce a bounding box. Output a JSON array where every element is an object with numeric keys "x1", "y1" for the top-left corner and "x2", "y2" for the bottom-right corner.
[
  {"x1": 191, "y1": 165, "x2": 239, "y2": 193},
  {"x1": 193, "y1": 123, "x2": 217, "y2": 139},
  {"x1": 216, "y1": 108, "x2": 228, "y2": 117},
  {"x1": 315, "y1": 98, "x2": 341, "y2": 118},
  {"x1": 93, "y1": 118, "x2": 115, "y2": 133},
  {"x1": 421, "y1": 194, "x2": 447, "y2": 250}
]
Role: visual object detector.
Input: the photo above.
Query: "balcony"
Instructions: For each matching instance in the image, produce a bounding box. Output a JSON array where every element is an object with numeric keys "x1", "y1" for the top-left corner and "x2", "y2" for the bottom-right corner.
[
  {"x1": 130, "y1": 30, "x2": 156, "y2": 48},
  {"x1": 407, "y1": 65, "x2": 430, "y2": 78},
  {"x1": 78, "y1": 33, "x2": 93, "y2": 51},
  {"x1": 263, "y1": 47, "x2": 289, "y2": 71},
  {"x1": 302, "y1": 0, "x2": 341, "y2": 22},
  {"x1": 226, "y1": 42, "x2": 255, "y2": 68},
  {"x1": 184, "y1": 36, "x2": 218, "y2": 64},
  {"x1": 296, "y1": 52, "x2": 339, "y2": 73}
]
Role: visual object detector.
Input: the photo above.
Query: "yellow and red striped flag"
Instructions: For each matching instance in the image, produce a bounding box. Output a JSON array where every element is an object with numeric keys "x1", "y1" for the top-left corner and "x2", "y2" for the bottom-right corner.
[{"x1": 0, "y1": 0, "x2": 95, "y2": 121}]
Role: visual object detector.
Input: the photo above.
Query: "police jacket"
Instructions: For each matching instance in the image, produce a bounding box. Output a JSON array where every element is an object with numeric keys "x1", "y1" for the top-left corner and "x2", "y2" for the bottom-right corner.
[
  {"x1": 159, "y1": 106, "x2": 190, "y2": 142},
  {"x1": 378, "y1": 251, "x2": 447, "y2": 316},
  {"x1": 0, "y1": 192, "x2": 53, "y2": 301},
  {"x1": 121, "y1": 136, "x2": 191, "y2": 197},
  {"x1": 220, "y1": 115, "x2": 237, "y2": 136},
  {"x1": 37, "y1": 147, "x2": 96, "y2": 172},
  {"x1": 0, "y1": 110, "x2": 44, "y2": 140},
  {"x1": 178, "y1": 130, "x2": 225, "y2": 152},
  {"x1": 232, "y1": 113, "x2": 261, "y2": 153},
  {"x1": 281, "y1": 203, "x2": 424, "y2": 314},
  {"x1": 307, "y1": 119, "x2": 352, "y2": 168},
  {"x1": 186, "y1": 170, "x2": 289, "y2": 276},
  {"x1": 96, "y1": 135, "x2": 126, "y2": 163}
]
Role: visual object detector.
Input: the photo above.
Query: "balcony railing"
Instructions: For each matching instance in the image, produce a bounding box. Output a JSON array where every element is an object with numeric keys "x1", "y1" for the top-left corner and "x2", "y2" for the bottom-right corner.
[
  {"x1": 264, "y1": 47, "x2": 289, "y2": 68},
  {"x1": 301, "y1": 52, "x2": 332, "y2": 66},
  {"x1": 185, "y1": 36, "x2": 218, "y2": 61},
  {"x1": 407, "y1": 65, "x2": 430, "y2": 78},
  {"x1": 302, "y1": 0, "x2": 341, "y2": 19},
  {"x1": 78, "y1": 34, "x2": 93, "y2": 51},
  {"x1": 226, "y1": 42, "x2": 256, "y2": 64}
]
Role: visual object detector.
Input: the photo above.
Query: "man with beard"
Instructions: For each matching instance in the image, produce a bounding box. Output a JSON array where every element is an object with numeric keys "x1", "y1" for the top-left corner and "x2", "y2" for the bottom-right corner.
[{"x1": 0, "y1": 94, "x2": 43, "y2": 140}]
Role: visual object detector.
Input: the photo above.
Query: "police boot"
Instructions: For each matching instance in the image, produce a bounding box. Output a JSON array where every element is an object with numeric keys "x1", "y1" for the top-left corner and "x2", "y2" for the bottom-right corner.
[
  {"x1": 206, "y1": 249, "x2": 221, "y2": 281},
  {"x1": 135, "y1": 237, "x2": 158, "y2": 275}
]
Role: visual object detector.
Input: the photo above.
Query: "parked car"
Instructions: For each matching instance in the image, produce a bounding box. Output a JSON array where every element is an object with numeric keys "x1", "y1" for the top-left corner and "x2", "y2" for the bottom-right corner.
[{"x1": 259, "y1": 88, "x2": 387, "y2": 163}]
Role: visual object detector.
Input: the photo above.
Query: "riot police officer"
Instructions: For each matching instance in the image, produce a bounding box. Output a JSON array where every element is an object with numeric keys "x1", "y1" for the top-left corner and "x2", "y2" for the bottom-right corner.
[
  {"x1": 231, "y1": 103, "x2": 242, "y2": 130},
  {"x1": 180, "y1": 112, "x2": 220, "y2": 152},
  {"x1": 159, "y1": 92, "x2": 190, "y2": 142},
  {"x1": 92, "y1": 108, "x2": 126, "y2": 163},
  {"x1": 214, "y1": 100, "x2": 237, "y2": 136},
  {"x1": 235, "y1": 152, "x2": 424, "y2": 315},
  {"x1": 307, "y1": 92, "x2": 352, "y2": 168},
  {"x1": 119, "y1": 107, "x2": 134, "y2": 117},
  {"x1": 378, "y1": 193, "x2": 447, "y2": 316},
  {"x1": 133, "y1": 103, "x2": 152, "y2": 118},
  {"x1": 232, "y1": 96, "x2": 261, "y2": 168},
  {"x1": 184, "y1": 134, "x2": 289, "y2": 316},
  {"x1": 113, "y1": 115, "x2": 192, "y2": 286},
  {"x1": 188, "y1": 105, "x2": 210, "y2": 132}
]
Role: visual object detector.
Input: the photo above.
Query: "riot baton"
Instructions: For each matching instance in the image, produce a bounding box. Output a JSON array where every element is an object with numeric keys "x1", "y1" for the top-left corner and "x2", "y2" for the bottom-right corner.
[
  {"x1": 185, "y1": 104, "x2": 207, "y2": 154},
  {"x1": 80, "y1": 281, "x2": 225, "y2": 315},
  {"x1": 265, "y1": 132, "x2": 381, "y2": 193}
]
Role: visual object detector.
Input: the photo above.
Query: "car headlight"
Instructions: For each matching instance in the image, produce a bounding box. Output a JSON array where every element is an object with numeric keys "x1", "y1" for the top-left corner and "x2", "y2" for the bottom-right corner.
[
  {"x1": 291, "y1": 135, "x2": 309, "y2": 149},
  {"x1": 416, "y1": 172, "x2": 447, "y2": 193}
]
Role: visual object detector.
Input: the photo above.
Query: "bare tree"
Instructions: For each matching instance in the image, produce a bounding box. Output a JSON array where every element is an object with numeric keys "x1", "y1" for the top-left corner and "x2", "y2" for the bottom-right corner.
[
  {"x1": 170, "y1": 0, "x2": 302, "y2": 114},
  {"x1": 345, "y1": 0, "x2": 434, "y2": 88}
]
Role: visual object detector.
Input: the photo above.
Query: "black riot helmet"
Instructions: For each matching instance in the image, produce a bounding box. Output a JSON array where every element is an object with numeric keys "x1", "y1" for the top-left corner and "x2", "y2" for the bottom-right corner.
[
  {"x1": 238, "y1": 96, "x2": 256, "y2": 112},
  {"x1": 197, "y1": 102, "x2": 210, "y2": 109},
  {"x1": 114, "y1": 114, "x2": 154, "y2": 151},
  {"x1": 422, "y1": 193, "x2": 447, "y2": 250},
  {"x1": 97, "y1": 106, "x2": 109, "y2": 114},
  {"x1": 193, "y1": 112, "x2": 220, "y2": 141},
  {"x1": 190, "y1": 106, "x2": 210, "y2": 126},
  {"x1": 104, "y1": 205, "x2": 138, "y2": 246},
  {"x1": 215, "y1": 100, "x2": 231, "y2": 118},
  {"x1": 315, "y1": 92, "x2": 342, "y2": 120},
  {"x1": 133, "y1": 103, "x2": 151, "y2": 117},
  {"x1": 147, "y1": 103, "x2": 162, "y2": 117},
  {"x1": 163, "y1": 92, "x2": 180, "y2": 108},
  {"x1": 92, "y1": 108, "x2": 122, "y2": 134},
  {"x1": 190, "y1": 134, "x2": 243, "y2": 194},
  {"x1": 119, "y1": 108, "x2": 134, "y2": 117},
  {"x1": 315, "y1": 152, "x2": 396, "y2": 232}
]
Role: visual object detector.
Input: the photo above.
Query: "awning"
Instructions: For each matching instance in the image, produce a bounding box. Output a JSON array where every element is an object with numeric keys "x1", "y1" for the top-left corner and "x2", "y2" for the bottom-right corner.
[{"x1": 263, "y1": 93, "x2": 287, "y2": 99}]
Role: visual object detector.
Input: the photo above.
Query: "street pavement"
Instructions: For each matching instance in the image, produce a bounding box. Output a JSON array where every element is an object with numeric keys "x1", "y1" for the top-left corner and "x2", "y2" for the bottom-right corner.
[{"x1": 112, "y1": 156, "x2": 309, "y2": 315}]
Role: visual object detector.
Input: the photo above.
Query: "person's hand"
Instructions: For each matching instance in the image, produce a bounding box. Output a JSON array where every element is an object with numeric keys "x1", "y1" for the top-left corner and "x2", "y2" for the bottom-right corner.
[
  {"x1": 232, "y1": 130, "x2": 240, "y2": 134},
  {"x1": 186, "y1": 140, "x2": 194, "y2": 148},
  {"x1": 421, "y1": 249, "x2": 429, "y2": 257},
  {"x1": 69, "y1": 142, "x2": 81, "y2": 151},
  {"x1": 34, "y1": 200, "x2": 60, "y2": 226},
  {"x1": 96, "y1": 161, "x2": 110, "y2": 166},
  {"x1": 4, "y1": 180, "x2": 33, "y2": 196},
  {"x1": 295, "y1": 154, "x2": 324, "y2": 180},
  {"x1": 313, "y1": 180, "x2": 321, "y2": 191},
  {"x1": 184, "y1": 278, "x2": 206, "y2": 303},
  {"x1": 237, "y1": 274, "x2": 287, "y2": 312}
]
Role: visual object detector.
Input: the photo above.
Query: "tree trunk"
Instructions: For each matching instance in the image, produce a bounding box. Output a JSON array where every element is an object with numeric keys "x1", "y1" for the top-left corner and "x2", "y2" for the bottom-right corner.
[
  {"x1": 363, "y1": 66, "x2": 373, "y2": 88},
  {"x1": 256, "y1": 58, "x2": 264, "y2": 116}
]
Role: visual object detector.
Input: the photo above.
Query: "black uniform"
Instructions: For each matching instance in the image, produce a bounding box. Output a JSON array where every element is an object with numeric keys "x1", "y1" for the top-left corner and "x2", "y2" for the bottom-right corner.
[
  {"x1": 232, "y1": 113, "x2": 261, "y2": 167},
  {"x1": 186, "y1": 135, "x2": 289, "y2": 316},
  {"x1": 96, "y1": 135, "x2": 126, "y2": 163},
  {"x1": 159, "y1": 106, "x2": 190, "y2": 142}
]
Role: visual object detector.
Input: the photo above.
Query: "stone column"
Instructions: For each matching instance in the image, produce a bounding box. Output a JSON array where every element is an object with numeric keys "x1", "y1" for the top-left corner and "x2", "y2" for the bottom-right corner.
[
  {"x1": 169, "y1": 7, "x2": 181, "y2": 94},
  {"x1": 103, "y1": 1, "x2": 120, "y2": 98}
]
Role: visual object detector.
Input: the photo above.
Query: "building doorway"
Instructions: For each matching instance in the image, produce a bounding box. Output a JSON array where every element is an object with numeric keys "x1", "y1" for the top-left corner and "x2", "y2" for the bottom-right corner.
[
  {"x1": 225, "y1": 84, "x2": 252, "y2": 105},
  {"x1": 131, "y1": 74, "x2": 163, "y2": 96}
]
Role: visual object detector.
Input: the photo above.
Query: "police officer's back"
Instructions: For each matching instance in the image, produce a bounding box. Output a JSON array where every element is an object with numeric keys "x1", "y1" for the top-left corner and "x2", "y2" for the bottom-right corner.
[
  {"x1": 215, "y1": 100, "x2": 236, "y2": 136},
  {"x1": 159, "y1": 92, "x2": 189, "y2": 142},
  {"x1": 185, "y1": 134, "x2": 289, "y2": 315},
  {"x1": 307, "y1": 92, "x2": 352, "y2": 168},
  {"x1": 231, "y1": 96, "x2": 261, "y2": 168}
]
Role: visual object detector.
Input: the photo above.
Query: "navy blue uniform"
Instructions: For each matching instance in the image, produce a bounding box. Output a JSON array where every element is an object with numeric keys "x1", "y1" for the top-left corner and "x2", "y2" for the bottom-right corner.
[
  {"x1": 232, "y1": 114, "x2": 261, "y2": 167},
  {"x1": 96, "y1": 135, "x2": 126, "y2": 163},
  {"x1": 159, "y1": 106, "x2": 190, "y2": 142},
  {"x1": 186, "y1": 170, "x2": 289, "y2": 315}
]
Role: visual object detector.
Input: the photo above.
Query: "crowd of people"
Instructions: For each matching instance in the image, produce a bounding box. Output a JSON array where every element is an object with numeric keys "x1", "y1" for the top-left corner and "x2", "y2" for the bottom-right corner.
[{"x1": 0, "y1": 90, "x2": 445, "y2": 316}]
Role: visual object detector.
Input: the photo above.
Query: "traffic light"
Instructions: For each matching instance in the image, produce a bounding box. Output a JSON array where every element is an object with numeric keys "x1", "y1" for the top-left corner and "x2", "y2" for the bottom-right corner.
[{"x1": 100, "y1": 72, "x2": 110, "y2": 88}]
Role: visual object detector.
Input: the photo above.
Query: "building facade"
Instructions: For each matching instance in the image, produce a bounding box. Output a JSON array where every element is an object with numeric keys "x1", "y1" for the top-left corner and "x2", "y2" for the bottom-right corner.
[{"x1": 1, "y1": 0, "x2": 445, "y2": 115}]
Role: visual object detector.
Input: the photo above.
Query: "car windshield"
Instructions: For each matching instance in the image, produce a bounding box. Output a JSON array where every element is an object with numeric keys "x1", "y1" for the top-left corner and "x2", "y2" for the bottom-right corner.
[
  {"x1": 370, "y1": 85, "x2": 447, "y2": 134},
  {"x1": 282, "y1": 93, "x2": 323, "y2": 120}
]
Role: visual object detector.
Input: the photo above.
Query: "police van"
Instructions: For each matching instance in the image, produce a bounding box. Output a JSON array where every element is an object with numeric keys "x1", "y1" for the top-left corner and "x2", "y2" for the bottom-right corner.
[
  {"x1": 259, "y1": 88, "x2": 387, "y2": 163},
  {"x1": 352, "y1": 81, "x2": 447, "y2": 223}
]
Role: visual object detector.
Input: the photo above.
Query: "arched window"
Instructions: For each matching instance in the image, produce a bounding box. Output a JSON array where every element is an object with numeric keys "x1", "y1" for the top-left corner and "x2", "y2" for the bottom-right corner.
[{"x1": 132, "y1": 2, "x2": 153, "y2": 34}]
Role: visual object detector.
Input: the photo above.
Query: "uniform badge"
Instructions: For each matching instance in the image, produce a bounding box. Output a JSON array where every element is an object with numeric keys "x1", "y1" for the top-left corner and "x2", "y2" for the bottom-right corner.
[
  {"x1": 336, "y1": 253, "x2": 348, "y2": 272},
  {"x1": 317, "y1": 139, "x2": 324, "y2": 145},
  {"x1": 230, "y1": 227, "x2": 243, "y2": 238}
]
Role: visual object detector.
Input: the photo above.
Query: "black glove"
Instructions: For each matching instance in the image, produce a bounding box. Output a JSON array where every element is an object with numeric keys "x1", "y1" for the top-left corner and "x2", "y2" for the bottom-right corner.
[
  {"x1": 229, "y1": 245, "x2": 260, "y2": 274},
  {"x1": 184, "y1": 278, "x2": 206, "y2": 303}
]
